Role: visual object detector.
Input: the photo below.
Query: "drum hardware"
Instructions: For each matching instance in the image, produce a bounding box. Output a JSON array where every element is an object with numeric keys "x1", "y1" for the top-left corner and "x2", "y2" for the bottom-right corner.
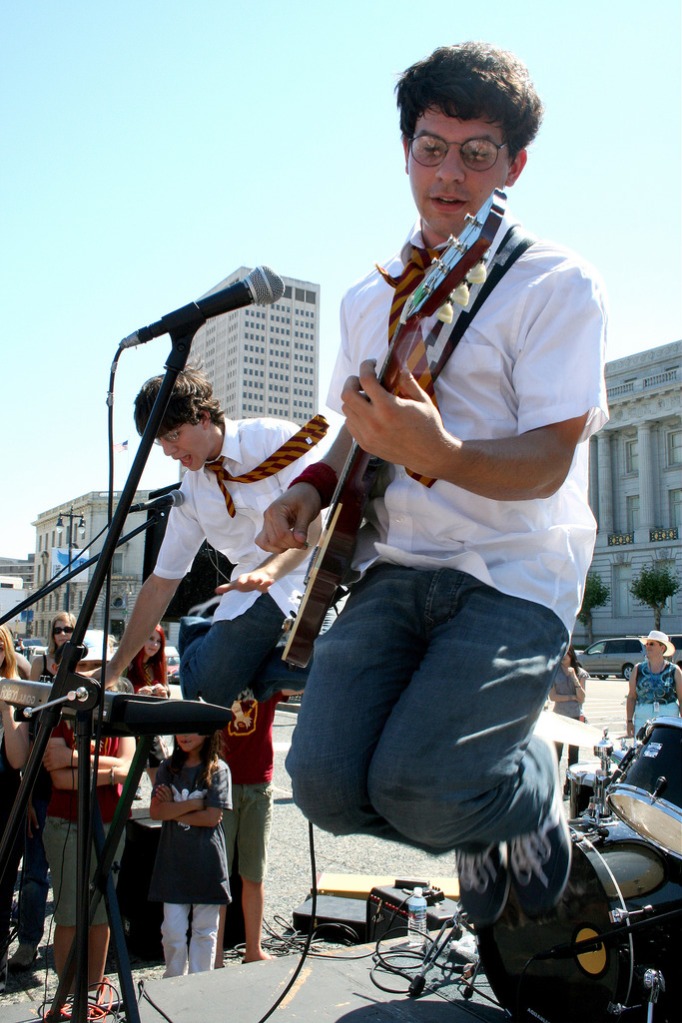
[
  {"x1": 649, "y1": 777, "x2": 667, "y2": 801},
  {"x1": 644, "y1": 969, "x2": 666, "y2": 1023},
  {"x1": 587, "y1": 730, "x2": 615, "y2": 824},
  {"x1": 610, "y1": 905, "x2": 653, "y2": 924},
  {"x1": 407, "y1": 912, "x2": 462, "y2": 998}
]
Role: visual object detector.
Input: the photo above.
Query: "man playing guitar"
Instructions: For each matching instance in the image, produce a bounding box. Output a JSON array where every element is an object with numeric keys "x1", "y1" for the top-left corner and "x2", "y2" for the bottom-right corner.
[{"x1": 257, "y1": 42, "x2": 608, "y2": 929}]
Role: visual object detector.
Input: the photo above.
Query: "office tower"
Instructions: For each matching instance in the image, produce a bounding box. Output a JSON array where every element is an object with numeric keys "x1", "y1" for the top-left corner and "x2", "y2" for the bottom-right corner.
[{"x1": 190, "y1": 267, "x2": 320, "y2": 424}]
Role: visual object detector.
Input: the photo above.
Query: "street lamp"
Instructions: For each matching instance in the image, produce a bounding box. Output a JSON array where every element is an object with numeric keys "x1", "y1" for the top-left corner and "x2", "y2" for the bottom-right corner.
[{"x1": 56, "y1": 507, "x2": 86, "y2": 613}]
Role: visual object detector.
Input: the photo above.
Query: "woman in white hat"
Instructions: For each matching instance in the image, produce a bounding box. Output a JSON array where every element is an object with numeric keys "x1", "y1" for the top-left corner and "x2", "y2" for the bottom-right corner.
[{"x1": 626, "y1": 631, "x2": 682, "y2": 737}]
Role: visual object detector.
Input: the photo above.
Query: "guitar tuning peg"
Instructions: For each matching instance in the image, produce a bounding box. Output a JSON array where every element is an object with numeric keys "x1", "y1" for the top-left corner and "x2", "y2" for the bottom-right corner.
[
  {"x1": 452, "y1": 282, "x2": 470, "y2": 307},
  {"x1": 437, "y1": 302, "x2": 454, "y2": 324},
  {"x1": 466, "y1": 261, "x2": 487, "y2": 285}
]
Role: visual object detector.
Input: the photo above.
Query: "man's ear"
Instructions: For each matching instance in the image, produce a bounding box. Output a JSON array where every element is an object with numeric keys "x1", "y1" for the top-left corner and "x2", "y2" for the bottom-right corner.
[
  {"x1": 402, "y1": 135, "x2": 410, "y2": 174},
  {"x1": 505, "y1": 148, "x2": 527, "y2": 187}
]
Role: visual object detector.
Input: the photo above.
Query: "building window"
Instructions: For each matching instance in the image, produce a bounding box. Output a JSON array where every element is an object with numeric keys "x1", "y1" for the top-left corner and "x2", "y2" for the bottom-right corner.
[
  {"x1": 667, "y1": 430, "x2": 682, "y2": 466},
  {"x1": 112, "y1": 553, "x2": 124, "y2": 575},
  {"x1": 625, "y1": 438, "x2": 639, "y2": 474},
  {"x1": 613, "y1": 563, "x2": 632, "y2": 617},
  {"x1": 670, "y1": 488, "x2": 682, "y2": 528},
  {"x1": 626, "y1": 495, "x2": 640, "y2": 532}
]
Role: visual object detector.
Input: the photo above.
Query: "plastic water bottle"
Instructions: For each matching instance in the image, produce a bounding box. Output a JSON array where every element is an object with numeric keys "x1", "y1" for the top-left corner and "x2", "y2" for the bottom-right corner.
[{"x1": 406, "y1": 887, "x2": 428, "y2": 949}]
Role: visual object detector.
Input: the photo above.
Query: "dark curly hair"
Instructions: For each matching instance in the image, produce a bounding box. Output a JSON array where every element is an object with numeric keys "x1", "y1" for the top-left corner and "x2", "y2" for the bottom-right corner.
[
  {"x1": 134, "y1": 367, "x2": 224, "y2": 438},
  {"x1": 396, "y1": 42, "x2": 544, "y2": 158}
]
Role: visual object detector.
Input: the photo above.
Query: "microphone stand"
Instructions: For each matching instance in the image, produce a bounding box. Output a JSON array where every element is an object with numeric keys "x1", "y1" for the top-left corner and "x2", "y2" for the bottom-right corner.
[{"x1": 0, "y1": 320, "x2": 203, "y2": 1021}]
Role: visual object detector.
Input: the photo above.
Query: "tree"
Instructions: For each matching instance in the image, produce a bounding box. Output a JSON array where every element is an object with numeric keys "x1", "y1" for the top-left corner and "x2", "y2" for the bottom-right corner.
[
  {"x1": 629, "y1": 562, "x2": 680, "y2": 630},
  {"x1": 577, "y1": 572, "x2": 610, "y2": 644}
]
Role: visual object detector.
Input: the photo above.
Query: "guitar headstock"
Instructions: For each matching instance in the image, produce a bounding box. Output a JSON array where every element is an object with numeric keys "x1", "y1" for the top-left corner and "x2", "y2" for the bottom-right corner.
[{"x1": 401, "y1": 188, "x2": 506, "y2": 323}]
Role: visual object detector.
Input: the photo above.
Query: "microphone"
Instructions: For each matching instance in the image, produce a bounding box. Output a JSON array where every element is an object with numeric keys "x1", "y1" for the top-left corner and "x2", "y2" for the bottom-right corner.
[
  {"x1": 120, "y1": 265, "x2": 285, "y2": 348},
  {"x1": 129, "y1": 491, "x2": 185, "y2": 515}
]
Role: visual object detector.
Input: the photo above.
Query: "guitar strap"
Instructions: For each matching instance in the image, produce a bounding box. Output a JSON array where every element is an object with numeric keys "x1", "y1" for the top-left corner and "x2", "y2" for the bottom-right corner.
[{"x1": 428, "y1": 224, "x2": 536, "y2": 383}]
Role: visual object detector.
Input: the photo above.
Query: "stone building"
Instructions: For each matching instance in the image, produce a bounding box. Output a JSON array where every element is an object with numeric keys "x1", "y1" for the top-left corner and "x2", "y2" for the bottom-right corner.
[
  {"x1": 31, "y1": 491, "x2": 151, "y2": 642},
  {"x1": 578, "y1": 339, "x2": 681, "y2": 642}
]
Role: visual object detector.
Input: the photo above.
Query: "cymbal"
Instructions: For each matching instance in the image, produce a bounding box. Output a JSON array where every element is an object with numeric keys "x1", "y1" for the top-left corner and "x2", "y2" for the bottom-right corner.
[{"x1": 534, "y1": 710, "x2": 604, "y2": 748}]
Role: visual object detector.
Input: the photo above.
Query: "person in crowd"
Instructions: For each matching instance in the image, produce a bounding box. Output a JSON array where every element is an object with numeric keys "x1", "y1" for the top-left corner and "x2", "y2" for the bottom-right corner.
[
  {"x1": 125, "y1": 625, "x2": 169, "y2": 698},
  {"x1": 29, "y1": 612, "x2": 76, "y2": 683},
  {"x1": 549, "y1": 645, "x2": 588, "y2": 794},
  {"x1": 9, "y1": 634, "x2": 30, "y2": 681},
  {"x1": 124, "y1": 624, "x2": 170, "y2": 785},
  {"x1": 0, "y1": 625, "x2": 30, "y2": 992},
  {"x1": 215, "y1": 689, "x2": 300, "y2": 966},
  {"x1": 105, "y1": 368, "x2": 327, "y2": 707},
  {"x1": 42, "y1": 646, "x2": 135, "y2": 990},
  {"x1": 257, "y1": 41, "x2": 608, "y2": 929},
  {"x1": 148, "y1": 730, "x2": 231, "y2": 978},
  {"x1": 8, "y1": 612, "x2": 77, "y2": 973},
  {"x1": 627, "y1": 630, "x2": 682, "y2": 737}
]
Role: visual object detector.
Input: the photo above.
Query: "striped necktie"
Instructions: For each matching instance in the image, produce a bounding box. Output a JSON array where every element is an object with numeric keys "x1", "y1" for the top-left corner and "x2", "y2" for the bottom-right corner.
[
  {"x1": 378, "y1": 245, "x2": 440, "y2": 344},
  {"x1": 205, "y1": 413, "x2": 329, "y2": 517},
  {"x1": 377, "y1": 246, "x2": 441, "y2": 487}
]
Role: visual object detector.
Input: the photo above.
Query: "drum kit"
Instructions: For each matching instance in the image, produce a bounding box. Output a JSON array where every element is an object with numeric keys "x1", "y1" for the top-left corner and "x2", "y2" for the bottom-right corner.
[{"x1": 475, "y1": 713, "x2": 682, "y2": 1023}]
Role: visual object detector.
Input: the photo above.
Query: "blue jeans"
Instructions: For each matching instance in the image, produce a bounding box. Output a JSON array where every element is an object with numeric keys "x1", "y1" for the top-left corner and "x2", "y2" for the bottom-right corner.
[
  {"x1": 286, "y1": 564, "x2": 568, "y2": 853},
  {"x1": 17, "y1": 796, "x2": 50, "y2": 946},
  {"x1": 179, "y1": 593, "x2": 309, "y2": 707}
]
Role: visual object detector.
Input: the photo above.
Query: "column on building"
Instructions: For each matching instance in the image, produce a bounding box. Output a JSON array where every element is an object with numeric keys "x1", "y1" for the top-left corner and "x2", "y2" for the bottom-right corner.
[
  {"x1": 636, "y1": 421, "x2": 656, "y2": 530},
  {"x1": 596, "y1": 431, "x2": 614, "y2": 535}
]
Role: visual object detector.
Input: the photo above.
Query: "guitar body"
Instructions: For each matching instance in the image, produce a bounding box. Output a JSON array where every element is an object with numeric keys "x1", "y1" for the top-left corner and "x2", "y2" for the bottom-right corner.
[
  {"x1": 282, "y1": 445, "x2": 373, "y2": 667},
  {"x1": 282, "y1": 189, "x2": 506, "y2": 668}
]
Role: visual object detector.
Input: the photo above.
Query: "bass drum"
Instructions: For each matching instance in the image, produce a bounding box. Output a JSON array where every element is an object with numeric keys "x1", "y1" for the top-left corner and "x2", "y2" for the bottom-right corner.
[
  {"x1": 478, "y1": 822, "x2": 682, "y2": 1022},
  {"x1": 608, "y1": 717, "x2": 682, "y2": 857}
]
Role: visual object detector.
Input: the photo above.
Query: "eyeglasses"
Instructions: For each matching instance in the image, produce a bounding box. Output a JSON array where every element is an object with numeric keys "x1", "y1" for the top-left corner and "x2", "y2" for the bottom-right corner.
[
  {"x1": 409, "y1": 133, "x2": 507, "y2": 171},
  {"x1": 53, "y1": 626, "x2": 74, "y2": 635},
  {"x1": 154, "y1": 428, "x2": 182, "y2": 447}
]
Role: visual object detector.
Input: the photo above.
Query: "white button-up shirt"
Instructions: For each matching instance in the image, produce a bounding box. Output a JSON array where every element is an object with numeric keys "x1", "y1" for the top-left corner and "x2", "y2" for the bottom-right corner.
[
  {"x1": 327, "y1": 212, "x2": 609, "y2": 633},
  {"x1": 154, "y1": 417, "x2": 326, "y2": 622}
]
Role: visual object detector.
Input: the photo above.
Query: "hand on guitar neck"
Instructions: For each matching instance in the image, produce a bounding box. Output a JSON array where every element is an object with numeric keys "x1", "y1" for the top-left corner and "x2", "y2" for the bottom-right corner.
[{"x1": 341, "y1": 357, "x2": 446, "y2": 476}]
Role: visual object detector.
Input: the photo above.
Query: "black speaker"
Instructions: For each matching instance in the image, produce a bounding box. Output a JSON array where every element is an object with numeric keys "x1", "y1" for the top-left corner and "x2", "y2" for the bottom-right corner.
[
  {"x1": 292, "y1": 895, "x2": 367, "y2": 943},
  {"x1": 117, "y1": 815, "x2": 164, "y2": 960}
]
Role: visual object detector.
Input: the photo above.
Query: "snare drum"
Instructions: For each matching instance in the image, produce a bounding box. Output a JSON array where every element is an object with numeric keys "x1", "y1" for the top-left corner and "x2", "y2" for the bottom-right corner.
[
  {"x1": 478, "y1": 822, "x2": 682, "y2": 1022},
  {"x1": 608, "y1": 718, "x2": 682, "y2": 857}
]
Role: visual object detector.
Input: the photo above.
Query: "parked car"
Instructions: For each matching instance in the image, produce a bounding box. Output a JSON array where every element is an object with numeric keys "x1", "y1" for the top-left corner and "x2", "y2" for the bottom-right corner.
[
  {"x1": 23, "y1": 637, "x2": 47, "y2": 659},
  {"x1": 575, "y1": 637, "x2": 644, "y2": 680},
  {"x1": 165, "y1": 645, "x2": 180, "y2": 678}
]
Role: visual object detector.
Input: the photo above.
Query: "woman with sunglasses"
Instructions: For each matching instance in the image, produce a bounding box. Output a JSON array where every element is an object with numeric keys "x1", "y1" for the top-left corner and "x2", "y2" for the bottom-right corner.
[
  {"x1": 29, "y1": 612, "x2": 76, "y2": 682},
  {"x1": 9, "y1": 612, "x2": 75, "y2": 974},
  {"x1": 0, "y1": 624, "x2": 30, "y2": 990}
]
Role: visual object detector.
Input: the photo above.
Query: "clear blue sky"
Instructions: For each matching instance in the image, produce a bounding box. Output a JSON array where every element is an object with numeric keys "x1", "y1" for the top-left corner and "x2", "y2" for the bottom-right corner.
[{"x1": 2, "y1": 0, "x2": 680, "y2": 559}]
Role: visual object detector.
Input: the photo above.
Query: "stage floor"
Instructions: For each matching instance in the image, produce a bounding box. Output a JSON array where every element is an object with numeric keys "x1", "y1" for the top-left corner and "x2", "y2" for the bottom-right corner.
[
  {"x1": 134, "y1": 942, "x2": 505, "y2": 1023},
  {"x1": 0, "y1": 938, "x2": 504, "y2": 1023}
]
